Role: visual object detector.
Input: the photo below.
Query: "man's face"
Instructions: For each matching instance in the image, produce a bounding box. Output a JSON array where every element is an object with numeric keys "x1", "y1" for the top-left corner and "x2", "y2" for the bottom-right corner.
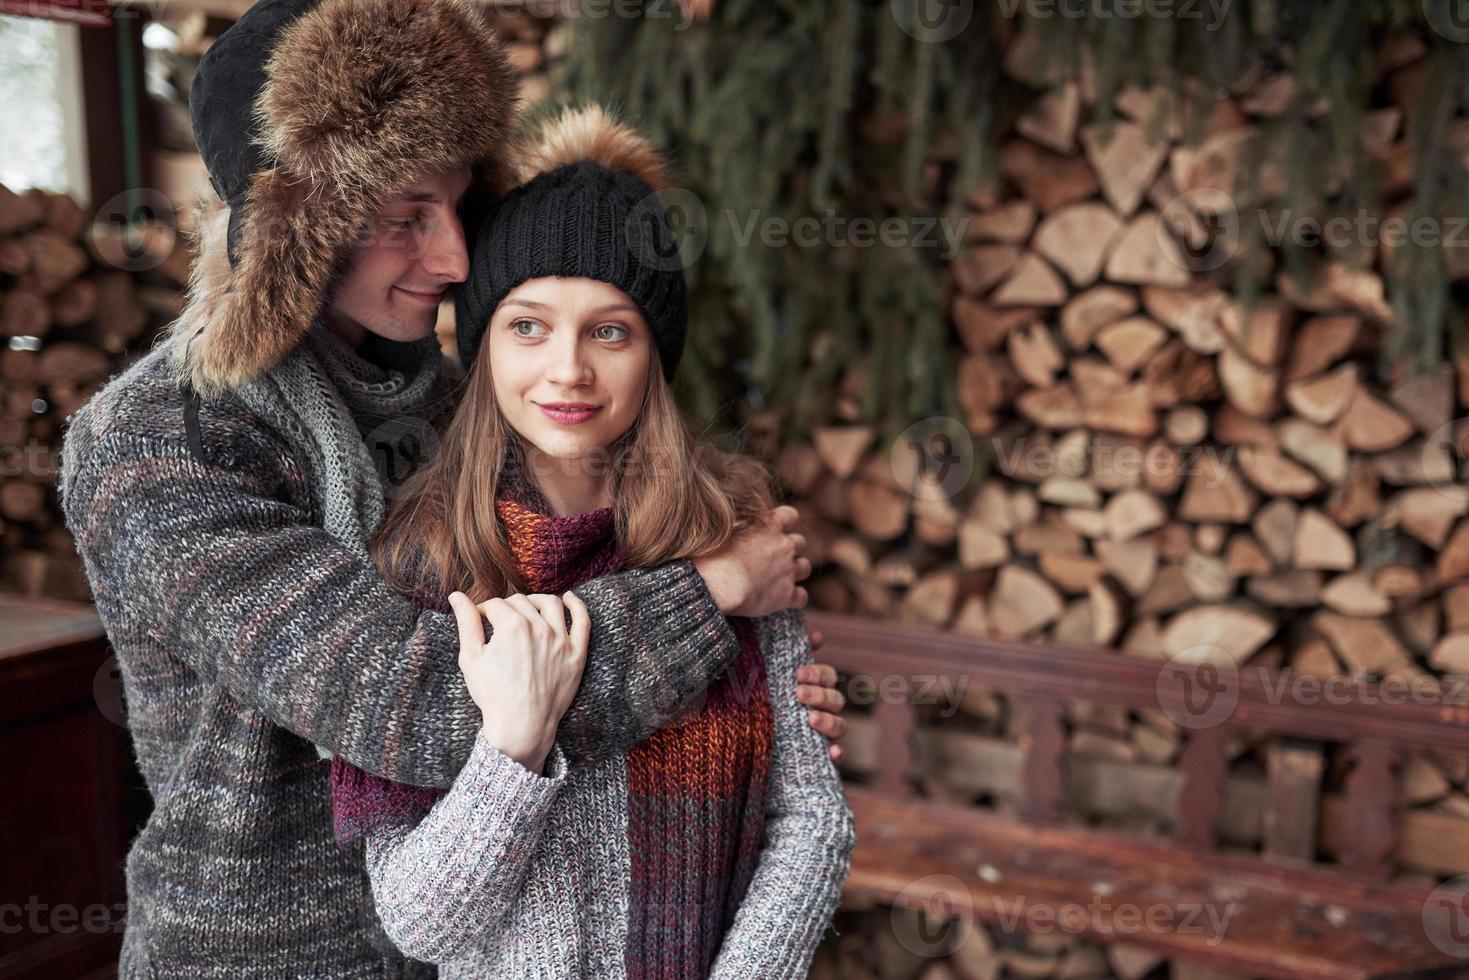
[{"x1": 326, "y1": 167, "x2": 473, "y2": 344}]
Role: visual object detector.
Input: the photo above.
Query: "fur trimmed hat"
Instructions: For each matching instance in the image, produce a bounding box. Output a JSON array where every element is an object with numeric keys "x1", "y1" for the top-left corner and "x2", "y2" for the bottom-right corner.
[
  {"x1": 178, "y1": 0, "x2": 519, "y2": 393},
  {"x1": 455, "y1": 105, "x2": 688, "y2": 383}
]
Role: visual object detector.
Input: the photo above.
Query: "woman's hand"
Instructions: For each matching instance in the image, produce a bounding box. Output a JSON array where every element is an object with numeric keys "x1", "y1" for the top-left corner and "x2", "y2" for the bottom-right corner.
[
  {"x1": 692, "y1": 505, "x2": 812, "y2": 618},
  {"x1": 449, "y1": 591, "x2": 590, "y2": 775}
]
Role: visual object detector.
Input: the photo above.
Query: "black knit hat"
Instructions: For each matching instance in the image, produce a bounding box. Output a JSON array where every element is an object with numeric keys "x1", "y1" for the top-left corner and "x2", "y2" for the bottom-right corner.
[{"x1": 456, "y1": 107, "x2": 688, "y2": 383}]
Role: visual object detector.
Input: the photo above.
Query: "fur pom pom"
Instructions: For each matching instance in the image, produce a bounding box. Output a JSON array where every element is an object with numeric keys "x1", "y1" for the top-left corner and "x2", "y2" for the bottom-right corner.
[{"x1": 517, "y1": 104, "x2": 670, "y2": 191}]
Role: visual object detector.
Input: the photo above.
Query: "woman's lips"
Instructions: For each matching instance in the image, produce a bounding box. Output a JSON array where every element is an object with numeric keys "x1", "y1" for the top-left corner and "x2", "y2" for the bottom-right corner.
[{"x1": 538, "y1": 404, "x2": 602, "y2": 425}]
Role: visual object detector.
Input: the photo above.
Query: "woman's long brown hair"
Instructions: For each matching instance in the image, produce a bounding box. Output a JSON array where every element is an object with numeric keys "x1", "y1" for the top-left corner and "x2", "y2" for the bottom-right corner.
[{"x1": 372, "y1": 342, "x2": 777, "y2": 602}]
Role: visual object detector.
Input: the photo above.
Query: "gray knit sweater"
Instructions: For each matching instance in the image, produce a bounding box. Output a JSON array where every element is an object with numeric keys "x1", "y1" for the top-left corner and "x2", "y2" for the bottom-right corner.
[
  {"x1": 358, "y1": 608, "x2": 855, "y2": 979},
  {"x1": 58, "y1": 340, "x2": 750, "y2": 978}
]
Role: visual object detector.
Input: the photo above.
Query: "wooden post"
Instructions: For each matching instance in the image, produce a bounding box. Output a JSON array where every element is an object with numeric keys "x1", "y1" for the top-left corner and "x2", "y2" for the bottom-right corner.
[{"x1": 1022, "y1": 696, "x2": 1066, "y2": 825}]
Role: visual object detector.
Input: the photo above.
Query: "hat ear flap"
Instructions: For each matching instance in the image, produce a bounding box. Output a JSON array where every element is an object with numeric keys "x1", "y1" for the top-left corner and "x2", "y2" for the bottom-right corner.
[{"x1": 192, "y1": 170, "x2": 373, "y2": 391}]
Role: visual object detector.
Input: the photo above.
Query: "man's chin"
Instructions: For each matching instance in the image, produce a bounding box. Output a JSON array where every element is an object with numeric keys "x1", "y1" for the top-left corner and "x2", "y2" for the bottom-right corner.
[{"x1": 366, "y1": 315, "x2": 439, "y2": 345}]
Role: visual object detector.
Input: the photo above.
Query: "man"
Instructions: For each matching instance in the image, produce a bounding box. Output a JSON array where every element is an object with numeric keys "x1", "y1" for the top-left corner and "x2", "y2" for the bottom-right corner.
[{"x1": 59, "y1": 1, "x2": 846, "y2": 976}]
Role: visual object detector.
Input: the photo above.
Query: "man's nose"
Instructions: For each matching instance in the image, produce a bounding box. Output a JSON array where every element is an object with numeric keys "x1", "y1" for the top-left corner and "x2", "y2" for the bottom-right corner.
[{"x1": 420, "y1": 211, "x2": 469, "y2": 282}]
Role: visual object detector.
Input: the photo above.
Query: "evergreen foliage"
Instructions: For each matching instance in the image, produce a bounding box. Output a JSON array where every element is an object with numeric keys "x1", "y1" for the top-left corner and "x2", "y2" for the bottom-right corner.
[{"x1": 557, "y1": 0, "x2": 1469, "y2": 441}]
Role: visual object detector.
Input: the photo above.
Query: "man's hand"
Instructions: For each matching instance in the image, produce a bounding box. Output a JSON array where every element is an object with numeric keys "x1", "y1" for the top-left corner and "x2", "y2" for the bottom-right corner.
[
  {"x1": 693, "y1": 505, "x2": 811, "y2": 618},
  {"x1": 796, "y1": 629, "x2": 847, "y2": 763},
  {"x1": 690, "y1": 507, "x2": 845, "y2": 760}
]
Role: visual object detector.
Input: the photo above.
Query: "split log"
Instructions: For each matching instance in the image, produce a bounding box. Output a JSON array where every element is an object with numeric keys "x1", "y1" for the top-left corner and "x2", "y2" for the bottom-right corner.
[
  {"x1": 1095, "y1": 316, "x2": 1167, "y2": 375},
  {"x1": 1162, "y1": 605, "x2": 1276, "y2": 664},
  {"x1": 967, "y1": 200, "x2": 1036, "y2": 243},
  {"x1": 1293, "y1": 508, "x2": 1356, "y2": 570},
  {"x1": 1179, "y1": 455, "x2": 1256, "y2": 523},
  {"x1": 1285, "y1": 364, "x2": 1358, "y2": 424},
  {"x1": 1104, "y1": 213, "x2": 1191, "y2": 288},
  {"x1": 990, "y1": 565, "x2": 1064, "y2": 637},
  {"x1": 1081, "y1": 121, "x2": 1171, "y2": 217},
  {"x1": 1237, "y1": 446, "x2": 1322, "y2": 498},
  {"x1": 812, "y1": 426, "x2": 873, "y2": 480},
  {"x1": 1218, "y1": 343, "x2": 1279, "y2": 417},
  {"x1": 1312, "y1": 611, "x2": 1413, "y2": 674},
  {"x1": 992, "y1": 253, "x2": 1068, "y2": 307},
  {"x1": 1060, "y1": 284, "x2": 1137, "y2": 349},
  {"x1": 1286, "y1": 315, "x2": 1361, "y2": 379},
  {"x1": 1335, "y1": 389, "x2": 1415, "y2": 453},
  {"x1": 1032, "y1": 202, "x2": 1123, "y2": 287},
  {"x1": 1007, "y1": 320, "x2": 1065, "y2": 387}
]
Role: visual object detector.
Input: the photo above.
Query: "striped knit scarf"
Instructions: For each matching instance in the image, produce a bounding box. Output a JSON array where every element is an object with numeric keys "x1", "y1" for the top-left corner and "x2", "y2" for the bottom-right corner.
[{"x1": 331, "y1": 466, "x2": 774, "y2": 977}]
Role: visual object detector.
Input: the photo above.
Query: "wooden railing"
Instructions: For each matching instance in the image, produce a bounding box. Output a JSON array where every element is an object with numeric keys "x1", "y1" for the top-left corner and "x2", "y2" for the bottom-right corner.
[{"x1": 805, "y1": 610, "x2": 1469, "y2": 979}]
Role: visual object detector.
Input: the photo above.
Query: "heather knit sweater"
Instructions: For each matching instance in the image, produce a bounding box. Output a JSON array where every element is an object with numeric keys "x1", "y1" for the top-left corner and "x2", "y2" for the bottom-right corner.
[
  {"x1": 331, "y1": 477, "x2": 856, "y2": 978},
  {"x1": 57, "y1": 333, "x2": 756, "y2": 978}
]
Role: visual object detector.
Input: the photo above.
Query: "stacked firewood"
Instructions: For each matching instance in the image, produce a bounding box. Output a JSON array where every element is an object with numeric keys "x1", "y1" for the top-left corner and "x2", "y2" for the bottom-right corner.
[
  {"x1": 773, "y1": 30, "x2": 1469, "y2": 932},
  {"x1": 0, "y1": 183, "x2": 187, "y2": 599},
  {"x1": 785, "y1": 34, "x2": 1469, "y2": 691}
]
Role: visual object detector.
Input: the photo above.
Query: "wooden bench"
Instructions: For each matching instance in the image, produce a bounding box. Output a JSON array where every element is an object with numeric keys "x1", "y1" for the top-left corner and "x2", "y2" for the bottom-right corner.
[{"x1": 806, "y1": 610, "x2": 1469, "y2": 980}]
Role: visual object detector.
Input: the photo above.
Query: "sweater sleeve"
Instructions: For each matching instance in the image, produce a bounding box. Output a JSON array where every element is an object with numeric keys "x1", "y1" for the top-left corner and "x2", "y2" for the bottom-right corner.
[
  {"x1": 59, "y1": 393, "x2": 741, "y2": 785},
  {"x1": 708, "y1": 608, "x2": 857, "y2": 978},
  {"x1": 361, "y1": 736, "x2": 570, "y2": 964}
]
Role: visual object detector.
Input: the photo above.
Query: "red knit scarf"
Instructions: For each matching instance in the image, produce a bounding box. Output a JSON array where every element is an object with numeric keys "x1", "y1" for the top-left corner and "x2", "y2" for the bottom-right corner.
[{"x1": 330, "y1": 471, "x2": 774, "y2": 978}]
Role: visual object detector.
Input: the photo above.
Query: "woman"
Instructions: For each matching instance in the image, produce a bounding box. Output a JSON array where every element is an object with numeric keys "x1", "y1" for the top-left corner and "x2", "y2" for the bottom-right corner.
[{"x1": 330, "y1": 105, "x2": 857, "y2": 978}]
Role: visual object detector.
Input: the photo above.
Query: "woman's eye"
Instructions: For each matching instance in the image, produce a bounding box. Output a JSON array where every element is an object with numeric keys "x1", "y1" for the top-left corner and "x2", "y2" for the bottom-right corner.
[
  {"x1": 510, "y1": 319, "x2": 545, "y2": 337},
  {"x1": 594, "y1": 324, "x2": 629, "y2": 342},
  {"x1": 386, "y1": 216, "x2": 422, "y2": 230}
]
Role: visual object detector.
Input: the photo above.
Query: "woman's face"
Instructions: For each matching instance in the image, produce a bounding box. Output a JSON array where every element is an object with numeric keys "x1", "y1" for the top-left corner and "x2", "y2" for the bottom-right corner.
[{"x1": 485, "y1": 277, "x2": 653, "y2": 468}]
